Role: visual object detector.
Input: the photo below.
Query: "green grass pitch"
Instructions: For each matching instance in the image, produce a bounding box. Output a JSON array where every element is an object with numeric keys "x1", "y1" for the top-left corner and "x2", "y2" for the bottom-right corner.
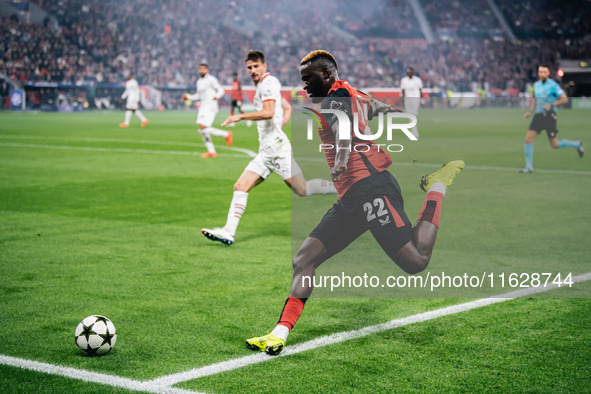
[{"x1": 0, "y1": 108, "x2": 589, "y2": 392}]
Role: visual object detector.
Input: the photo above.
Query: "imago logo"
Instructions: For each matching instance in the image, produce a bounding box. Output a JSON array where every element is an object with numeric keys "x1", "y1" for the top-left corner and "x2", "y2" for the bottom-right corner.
[{"x1": 304, "y1": 107, "x2": 418, "y2": 153}]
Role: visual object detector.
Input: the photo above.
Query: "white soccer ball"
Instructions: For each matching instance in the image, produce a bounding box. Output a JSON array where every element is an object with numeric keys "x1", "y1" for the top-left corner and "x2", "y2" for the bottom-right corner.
[{"x1": 75, "y1": 315, "x2": 117, "y2": 356}]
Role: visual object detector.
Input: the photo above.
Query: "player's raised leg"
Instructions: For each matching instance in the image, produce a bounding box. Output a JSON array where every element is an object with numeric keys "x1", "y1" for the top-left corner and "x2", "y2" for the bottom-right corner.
[
  {"x1": 205, "y1": 127, "x2": 232, "y2": 146},
  {"x1": 135, "y1": 109, "x2": 148, "y2": 127},
  {"x1": 552, "y1": 138, "x2": 584, "y2": 158},
  {"x1": 284, "y1": 162, "x2": 336, "y2": 197},
  {"x1": 381, "y1": 160, "x2": 465, "y2": 274}
]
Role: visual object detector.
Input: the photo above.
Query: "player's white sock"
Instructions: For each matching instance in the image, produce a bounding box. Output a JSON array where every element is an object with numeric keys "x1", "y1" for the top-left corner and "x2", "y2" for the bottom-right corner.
[
  {"x1": 305, "y1": 179, "x2": 337, "y2": 196},
  {"x1": 271, "y1": 324, "x2": 290, "y2": 341},
  {"x1": 223, "y1": 191, "x2": 248, "y2": 236},
  {"x1": 199, "y1": 130, "x2": 216, "y2": 153},
  {"x1": 204, "y1": 141, "x2": 216, "y2": 153},
  {"x1": 428, "y1": 182, "x2": 446, "y2": 196},
  {"x1": 124, "y1": 110, "x2": 132, "y2": 125},
  {"x1": 411, "y1": 125, "x2": 419, "y2": 139},
  {"x1": 135, "y1": 110, "x2": 147, "y2": 122},
  {"x1": 206, "y1": 127, "x2": 229, "y2": 138}
]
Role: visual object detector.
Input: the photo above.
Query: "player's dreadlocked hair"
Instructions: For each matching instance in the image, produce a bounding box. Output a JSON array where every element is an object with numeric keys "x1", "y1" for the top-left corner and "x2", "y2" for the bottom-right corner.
[{"x1": 300, "y1": 50, "x2": 338, "y2": 70}]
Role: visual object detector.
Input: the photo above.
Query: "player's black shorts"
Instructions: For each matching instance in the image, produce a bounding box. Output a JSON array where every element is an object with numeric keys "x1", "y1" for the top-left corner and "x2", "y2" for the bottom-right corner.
[
  {"x1": 309, "y1": 171, "x2": 413, "y2": 258},
  {"x1": 529, "y1": 111, "x2": 558, "y2": 138},
  {"x1": 231, "y1": 100, "x2": 241, "y2": 108}
]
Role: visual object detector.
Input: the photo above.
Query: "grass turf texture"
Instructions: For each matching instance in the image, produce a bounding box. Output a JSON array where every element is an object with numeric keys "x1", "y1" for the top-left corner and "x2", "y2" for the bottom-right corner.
[{"x1": 0, "y1": 109, "x2": 589, "y2": 392}]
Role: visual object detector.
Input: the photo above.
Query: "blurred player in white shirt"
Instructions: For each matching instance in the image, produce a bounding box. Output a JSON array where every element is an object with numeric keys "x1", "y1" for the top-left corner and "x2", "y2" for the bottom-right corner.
[
  {"x1": 183, "y1": 64, "x2": 231, "y2": 158},
  {"x1": 201, "y1": 50, "x2": 336, "y2": 245},
  {"x1": 119, "y1": 74, "x2": 148, "y2": 128},
  {"x1": 401, "y1": 67, "x2": 423, "y2": 138}
]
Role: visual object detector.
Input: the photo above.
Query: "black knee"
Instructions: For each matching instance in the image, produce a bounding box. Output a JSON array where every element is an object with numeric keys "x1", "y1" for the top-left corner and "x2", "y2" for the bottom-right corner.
[
  {"x1": 398, "y1": 255, "x2": 430, "y2": 275},
  {"x1": 292, "y1": 254, "x2": 311, "y2": 275}
]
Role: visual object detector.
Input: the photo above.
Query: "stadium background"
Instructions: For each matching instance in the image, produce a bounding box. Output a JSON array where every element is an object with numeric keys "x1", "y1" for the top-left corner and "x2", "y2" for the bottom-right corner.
[
  {"x1": 1, "y1": 0, "x2": 590, "y2": 393},
  {"x1": 2, "y1": 0, "x2": 591, "y2": 109}
]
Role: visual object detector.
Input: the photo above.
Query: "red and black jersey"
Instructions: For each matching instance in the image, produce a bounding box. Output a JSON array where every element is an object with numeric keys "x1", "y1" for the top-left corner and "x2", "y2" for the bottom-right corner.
[
  {"x1": 319, "y1": 80, "x2": 392, "y2": 199},
  {"x1": 231, "y1": 80, "x2": 242, "y2": 100}
]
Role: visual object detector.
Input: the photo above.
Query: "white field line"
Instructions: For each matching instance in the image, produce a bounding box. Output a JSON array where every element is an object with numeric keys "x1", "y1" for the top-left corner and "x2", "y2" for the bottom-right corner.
[
  {"x1": 0, "y1": 134, "x2": 256, "y2": 158},
  {"x1": 0, "y1": 134, "x2": 588, "y2": 174},
  {"x1": 2, "y1": 272, "x2": 590, "y2": 392},
  {"x1": 0, "y1": 134, "x2": 256, "y2": 157},
  {"x1": 295, "y1": 157, "x2": 591, "y2": 175},
  {"x1": 0, "y1": 354, "x2": 201, "y2": 394},
  {"x1": 148, "y1": 272, "x2": 591, "y2": 387},
  {"x1": 0, "y1": 142, "x2": 255, "y2": 158}
]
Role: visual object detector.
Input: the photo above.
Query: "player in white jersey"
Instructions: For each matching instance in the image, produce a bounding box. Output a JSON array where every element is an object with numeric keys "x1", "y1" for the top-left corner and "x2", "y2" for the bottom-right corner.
[
  {"x1": 201, "y1": 50, "x2": 336, "y2": 245},
  {"x1": 183, "y1": 64, "x2": 231, "y2": 158},
  {"x1": 401, "y1": 67, "x2": 423, "y2": 138},
  {"x1": 119, "y1": 74, "x2": 148, "y2": 128}
]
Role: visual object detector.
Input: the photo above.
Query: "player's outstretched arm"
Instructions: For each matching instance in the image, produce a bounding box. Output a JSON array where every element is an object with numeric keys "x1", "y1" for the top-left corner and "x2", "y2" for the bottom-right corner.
[
  {"x1": 222, "y1": 100, "x2": 274, "y2": 126},
  {"x1": 184, "y1": 92, "x2": 200, "y2": 101},
  {"x1": 369, "y1": 98, "x2": 403, "y2": 116}
]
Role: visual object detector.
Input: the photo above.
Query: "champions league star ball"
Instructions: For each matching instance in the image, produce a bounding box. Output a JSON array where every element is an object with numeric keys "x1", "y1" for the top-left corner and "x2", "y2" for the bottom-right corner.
[{"x1": 75, "y1": 315, "x2": 117, "y2": 356}]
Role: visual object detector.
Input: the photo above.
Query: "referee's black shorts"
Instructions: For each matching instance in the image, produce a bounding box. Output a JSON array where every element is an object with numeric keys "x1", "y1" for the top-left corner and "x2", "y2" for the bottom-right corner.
[
  {"x1": 529, "y1": 111, "x2": 559, "y2": 138},
  {"x1": 309, "y1": 171, "x2": 413, "y2": 258}
]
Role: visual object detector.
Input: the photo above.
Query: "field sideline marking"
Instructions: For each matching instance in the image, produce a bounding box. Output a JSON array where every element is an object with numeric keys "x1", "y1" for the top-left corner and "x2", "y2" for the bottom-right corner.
[
  {"x1": 0, "y1": 142, "x2": 256, "y2": 159},
  {"x1": 0, "y1": 134, "x2": 588, "y2": 175},
  {"x1": 0, "y1": 354, "x2": 201, "y2": 394},
  {"x1": 1, "y1": 273, "x2": 589, "y2": 391},
  {"x1": 148, "y1": 272, "x2": 591, "y2": 387},
  {"x1": 0, "y1": 135, "x2": 256, "y2": 157},
  {"x1": 296, "y1": 157, "x2": 591, "y2": 175}
]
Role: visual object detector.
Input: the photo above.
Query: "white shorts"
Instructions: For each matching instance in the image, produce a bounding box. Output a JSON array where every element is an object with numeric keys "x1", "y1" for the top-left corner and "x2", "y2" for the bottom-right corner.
[
  {"x1": 197, "y1": 108, "x2": 217, "y2": 127},
  {"x1": 245, "y1": 143, "x2": 302, "y2": 181},
  {"x1": 403, "y1": 97, "x2": 420, "y2": 115},
  {"x1": 126, "y1": 99, "x2": 139, "y2": 111}
]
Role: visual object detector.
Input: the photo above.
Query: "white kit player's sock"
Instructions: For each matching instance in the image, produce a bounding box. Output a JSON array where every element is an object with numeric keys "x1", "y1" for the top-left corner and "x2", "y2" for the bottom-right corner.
[
  {"x1": 204, "y1": 141, "x2": 216, "y2": 153},
  {"x1": 135, "y1": 110, "x2": 147, "y2": 122},
  {"x1": 199, "y1": 130, "x2": 216, "y2": 153},
  {"x1": 305, "y1": 179, "x2": 337, "y2": 196},
  {"x1": 223, "y1": 191, "x2": 248, "y2": 236},
  {"x1": 124, "y1": 110, "x2": 132, "y2": 125},
  {"x1": 206, "y1": 127, "x2": 229, "y2": 138}
]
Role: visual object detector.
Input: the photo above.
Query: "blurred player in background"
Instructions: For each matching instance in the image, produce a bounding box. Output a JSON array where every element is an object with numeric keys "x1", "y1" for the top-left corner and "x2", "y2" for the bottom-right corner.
[
  {"x1": 520, "y1": 65, "x2": 584, "y2": 173},
  {"x1": 119, "y1": 73, "x2": 148, "y2": 128},
  {"x1": 182, "y1": 64, "x2": 231, "y2": 158},
  {"x1": 229, "y1": 72, "x2": 252, "y2": 128},
  {"x1": 245, "y1": 50, "x2": 464, "y2": 355},
  {"x1": 200, "y1": 50, "x2": 336, "y2": 246},
  {"x1": 400, "y1": 67, "x2": 422, "y2": 139}
]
